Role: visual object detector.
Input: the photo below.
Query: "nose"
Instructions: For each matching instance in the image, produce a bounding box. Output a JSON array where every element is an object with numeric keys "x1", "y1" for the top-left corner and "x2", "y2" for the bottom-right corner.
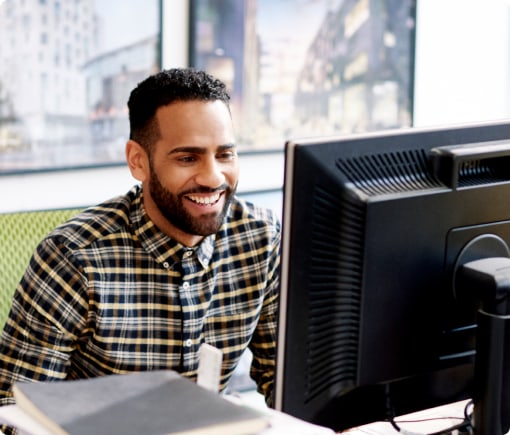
[{"x1": 195, "y1": 156, "x2": 226, "y2": 188}]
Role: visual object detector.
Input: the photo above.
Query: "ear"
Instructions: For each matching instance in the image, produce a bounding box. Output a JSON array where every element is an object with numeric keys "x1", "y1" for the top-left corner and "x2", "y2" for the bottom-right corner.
[{"x1": 126, "y1": 140, "x2": 150, "y2": 182}]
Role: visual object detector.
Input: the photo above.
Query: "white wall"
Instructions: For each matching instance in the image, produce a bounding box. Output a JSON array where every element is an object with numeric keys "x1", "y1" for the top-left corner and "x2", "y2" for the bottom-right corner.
[
  {"x1": 413, "y1": 0, "x2": 510, "y2": 127},
  {"x1": 0, "y1": 152, "x2": 284, "y2": 213},
  {"x1": 161, "y1": 0, "x2": 189, "y2": 68}
]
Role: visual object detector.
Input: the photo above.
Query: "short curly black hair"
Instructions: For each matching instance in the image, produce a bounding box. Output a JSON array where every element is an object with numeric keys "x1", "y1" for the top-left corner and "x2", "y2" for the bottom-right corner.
[{"x1": 127, "y1": 68, "x2": 231, "y2": 153}]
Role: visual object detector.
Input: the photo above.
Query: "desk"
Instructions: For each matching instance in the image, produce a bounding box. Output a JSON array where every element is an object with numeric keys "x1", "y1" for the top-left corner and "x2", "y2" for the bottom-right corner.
[
  {"x1": 342, "y1": 400, "x2": 471, "y2": 434},
  {"x1": 236, "y1": 392, "x2": 470, "y2": 434},
  {"x1": 2, "y1": 396, "x2": 505, "y2": 435},
  {"x1": 235, "y1": 391, "x2": 482, "y2": 434}
]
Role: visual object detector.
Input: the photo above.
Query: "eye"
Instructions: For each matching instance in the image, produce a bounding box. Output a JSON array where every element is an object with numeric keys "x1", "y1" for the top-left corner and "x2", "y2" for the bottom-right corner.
[
  {"x1": 176, "y1": 155, "x2": 197, "y2": 163},
  {"x1": 217, "y1": 151, "x2": 236, "y2": 161}
]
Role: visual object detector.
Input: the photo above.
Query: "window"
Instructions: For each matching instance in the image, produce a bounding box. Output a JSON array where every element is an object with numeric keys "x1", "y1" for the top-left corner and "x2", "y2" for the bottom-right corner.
[
  {"x1": 0, "y1": 0, "x2": 161, "y2": 172},
  {"x1": 189, "y1": 0, "x2": 416, "y2": 151}
]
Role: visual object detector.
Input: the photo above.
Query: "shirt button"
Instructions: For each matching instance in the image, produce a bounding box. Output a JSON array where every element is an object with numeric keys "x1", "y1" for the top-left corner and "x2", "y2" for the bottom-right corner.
[
  {"x1": 184, "y1": 250, "x2": 193, "y2": 258},
  {"x1": 184, "y1": 339, "x2": 192, "y2": 347},
  {"x1": 182, "y1": 281, "x2": 190, "y2": 290},
  {"x1": 162, "y1": 261, "x2": 169, "y2": 269}
]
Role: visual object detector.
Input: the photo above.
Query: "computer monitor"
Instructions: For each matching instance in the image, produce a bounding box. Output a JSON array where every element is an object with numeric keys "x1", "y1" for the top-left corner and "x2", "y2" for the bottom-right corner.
[{"x1": 274, "y1": 119, "x2": 510, "y2": 434}]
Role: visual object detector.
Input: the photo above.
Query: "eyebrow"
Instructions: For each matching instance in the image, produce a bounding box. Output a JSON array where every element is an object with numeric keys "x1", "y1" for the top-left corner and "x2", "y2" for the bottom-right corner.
[{"x1": 168, "y1": 143, "x2": 236, "y2": 155}]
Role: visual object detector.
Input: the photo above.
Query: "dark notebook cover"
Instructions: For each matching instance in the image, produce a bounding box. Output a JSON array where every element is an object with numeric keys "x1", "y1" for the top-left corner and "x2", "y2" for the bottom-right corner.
[{"x1": 12, "y1": 370, "x2": 269, "y2": 435}]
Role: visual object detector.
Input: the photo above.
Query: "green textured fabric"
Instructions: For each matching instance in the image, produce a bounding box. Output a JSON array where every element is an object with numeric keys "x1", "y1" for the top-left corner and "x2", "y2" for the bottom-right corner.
[{"x1": 0, "y1": 208, "x2": 83, "y2": 330}]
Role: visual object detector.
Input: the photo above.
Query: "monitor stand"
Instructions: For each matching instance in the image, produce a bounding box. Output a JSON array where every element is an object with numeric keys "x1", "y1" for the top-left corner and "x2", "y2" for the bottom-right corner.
[{"x1": 456, "y1": 256, "x2": 510, "y2": 435}]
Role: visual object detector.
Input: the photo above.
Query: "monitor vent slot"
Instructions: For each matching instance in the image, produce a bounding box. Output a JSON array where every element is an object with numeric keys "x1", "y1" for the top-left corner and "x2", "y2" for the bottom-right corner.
[
  {"x1": 336, "y1": 149, "x2": 441, "y2": 196},
  {"x1": 304, "y1": 184, "x2": 365, "y2": 402},
  {"x1": 457, "y1": 158, "x2": 510, "y2": 187}
]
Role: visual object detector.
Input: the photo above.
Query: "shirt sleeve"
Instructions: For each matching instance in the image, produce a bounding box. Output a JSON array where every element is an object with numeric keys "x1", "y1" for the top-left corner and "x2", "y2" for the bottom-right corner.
[
  {"x1": 0, "y1": 235, "x2": 88, "y2": 406},
  {"x1": 249, "y1": 226, "x2": 280, "y2": 407}
]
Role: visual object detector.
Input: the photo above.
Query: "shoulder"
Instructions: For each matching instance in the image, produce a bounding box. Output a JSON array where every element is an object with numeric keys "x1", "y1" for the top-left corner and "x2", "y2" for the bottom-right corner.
[
  {"x1": 45, "y1": 187, "x2": 139, "y2": 250},
  {"x1": 227, "y1": 196, "x2": 280, "y2": 232},
  {"x1": 222, "y1": 197, "x2": 281, "y2": 250}
]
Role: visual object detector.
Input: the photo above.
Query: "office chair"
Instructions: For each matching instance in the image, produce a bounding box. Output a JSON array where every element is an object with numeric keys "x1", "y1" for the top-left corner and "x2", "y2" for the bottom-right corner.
[{"x1": 0, "y1": 208, "x2": 82, "y2": 330}]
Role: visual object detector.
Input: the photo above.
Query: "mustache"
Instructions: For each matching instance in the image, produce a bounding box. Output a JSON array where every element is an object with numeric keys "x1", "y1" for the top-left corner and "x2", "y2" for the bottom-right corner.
[{"x1": 180, "y1": 183, "x2": 234, "y2": 196}]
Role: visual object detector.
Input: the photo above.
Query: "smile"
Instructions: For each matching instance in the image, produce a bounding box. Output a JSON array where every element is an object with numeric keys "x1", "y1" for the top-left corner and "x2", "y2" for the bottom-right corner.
[{"x1": 186, "y1": 192, "x2": 222, "y2": 206}]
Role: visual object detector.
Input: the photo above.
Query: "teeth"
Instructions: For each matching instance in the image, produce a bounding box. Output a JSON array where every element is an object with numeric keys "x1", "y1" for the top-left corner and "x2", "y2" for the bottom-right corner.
[{"x1": 188, "y1": 193, "x2": 220, "y2": 205}]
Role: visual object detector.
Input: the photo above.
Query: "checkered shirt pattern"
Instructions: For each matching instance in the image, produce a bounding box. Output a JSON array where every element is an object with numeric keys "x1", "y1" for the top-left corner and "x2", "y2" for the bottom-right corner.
[{"x1": 0, "y1": 185, "x2": 280, "y2": 408}]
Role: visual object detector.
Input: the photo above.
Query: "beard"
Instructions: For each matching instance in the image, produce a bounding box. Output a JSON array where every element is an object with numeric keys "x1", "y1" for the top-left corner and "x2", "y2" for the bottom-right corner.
[{"x1": 148, "y1": 167, "x2": 236, "y2": 237}]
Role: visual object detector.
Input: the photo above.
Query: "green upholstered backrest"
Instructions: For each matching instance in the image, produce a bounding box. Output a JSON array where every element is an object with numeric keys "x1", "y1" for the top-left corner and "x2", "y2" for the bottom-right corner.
[{"x1": 0, "y1": 208, "x2": 83, "y2": 330}]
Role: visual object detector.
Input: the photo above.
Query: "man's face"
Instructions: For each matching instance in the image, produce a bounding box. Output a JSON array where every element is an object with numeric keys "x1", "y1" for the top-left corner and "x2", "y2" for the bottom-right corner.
[{"x1": 143, "y1": 100, "x2": 239, "y2": 246}]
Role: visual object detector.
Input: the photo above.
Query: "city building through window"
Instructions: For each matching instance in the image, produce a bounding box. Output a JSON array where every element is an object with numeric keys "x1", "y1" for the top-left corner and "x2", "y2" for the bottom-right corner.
[{"x1": 0, "y1": 0, "x2": 161, "y2": 172}]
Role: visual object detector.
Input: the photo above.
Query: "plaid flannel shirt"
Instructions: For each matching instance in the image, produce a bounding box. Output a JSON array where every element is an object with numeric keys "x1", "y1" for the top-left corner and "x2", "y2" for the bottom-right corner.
[{"x1": 0, "y1": 185, "x2": 280, "y2": 408}]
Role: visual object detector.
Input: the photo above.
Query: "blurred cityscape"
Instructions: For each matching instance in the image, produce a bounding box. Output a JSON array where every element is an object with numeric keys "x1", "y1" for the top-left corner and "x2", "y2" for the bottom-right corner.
[
  {"x1": 0, "y1": 0, "x2": 160, "y2": 171},
  {"x1": 0, "y1": 0, "x2": 415, "y2": 172},
  {"x1": 192, "y1": 0, "x2": 415, "y2": 149}
]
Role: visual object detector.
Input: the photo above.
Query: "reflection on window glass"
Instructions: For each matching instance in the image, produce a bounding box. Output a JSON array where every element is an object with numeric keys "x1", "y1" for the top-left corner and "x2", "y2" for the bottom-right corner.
[
  {"x1": 190, "y1": 0, "x2": 415, "y2": 150},
  {"x1": 0, "y1": 0, "x2": 160, "y2": 172}
]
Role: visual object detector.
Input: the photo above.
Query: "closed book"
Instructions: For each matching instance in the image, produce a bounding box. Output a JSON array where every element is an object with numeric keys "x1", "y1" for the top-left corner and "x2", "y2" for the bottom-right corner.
[{"x1": 12, "y1": 370, "x2": 269, "y2": 435}]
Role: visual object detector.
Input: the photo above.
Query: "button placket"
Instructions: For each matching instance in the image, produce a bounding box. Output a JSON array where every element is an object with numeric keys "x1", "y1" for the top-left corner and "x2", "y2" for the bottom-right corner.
[{"x1": 180, "y1": 249, "x2": 198, "y2": 369}]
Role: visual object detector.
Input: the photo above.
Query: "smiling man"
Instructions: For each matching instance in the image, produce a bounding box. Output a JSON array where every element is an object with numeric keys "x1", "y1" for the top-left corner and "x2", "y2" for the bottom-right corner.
[
  {"x1": 0, "y1": 69, "x2": 280, "y2": 424},
  {"x1": 127, "y1": 97, "x2": 239, "y2": 246}
]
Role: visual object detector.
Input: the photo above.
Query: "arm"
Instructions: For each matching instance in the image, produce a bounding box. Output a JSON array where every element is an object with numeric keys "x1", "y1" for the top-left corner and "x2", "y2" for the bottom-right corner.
[
  {"x1": 0, "y1": 236, "x2": 88, "y2": 406},
  {"x1": 249, "y1": 229, "x2": 280, "y2": 407}
]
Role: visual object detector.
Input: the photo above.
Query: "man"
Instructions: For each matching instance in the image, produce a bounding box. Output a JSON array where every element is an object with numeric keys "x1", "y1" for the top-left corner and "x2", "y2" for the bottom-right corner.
[{"x1": 0, "y1": 69, "x2": 280, "y2": 412}]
